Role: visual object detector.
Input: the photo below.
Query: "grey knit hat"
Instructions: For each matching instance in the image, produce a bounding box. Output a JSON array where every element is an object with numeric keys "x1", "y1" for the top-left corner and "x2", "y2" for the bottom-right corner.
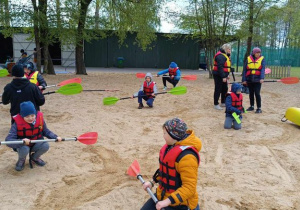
[{"x1": 164, "y1": 118, "x2": 188, "y2": 141}]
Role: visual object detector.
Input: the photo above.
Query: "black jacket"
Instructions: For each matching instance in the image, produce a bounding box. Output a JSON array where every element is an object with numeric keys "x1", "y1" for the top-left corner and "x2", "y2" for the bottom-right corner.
[
  {"x1": 212, "y1": 48, "x2": 230, "y2": 78},
  {"x1": 2, "y1": 78, "x2": 45, "y2": 116}
]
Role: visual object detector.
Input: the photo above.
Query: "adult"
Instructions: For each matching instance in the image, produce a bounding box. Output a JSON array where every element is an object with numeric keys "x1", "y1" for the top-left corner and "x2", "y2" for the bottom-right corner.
[
  {"x1": 157, "y1": 62, "x2": 181, "y2": 91},
  {"x1": 242, "y1": 47, "x2": 265, "y2": 113},
  {"x1": 1, "y1": 65, "x2": 45, "y2": 123},
  {"x1": 213, "y1": 44, "x2": 231, "y2": 110}
]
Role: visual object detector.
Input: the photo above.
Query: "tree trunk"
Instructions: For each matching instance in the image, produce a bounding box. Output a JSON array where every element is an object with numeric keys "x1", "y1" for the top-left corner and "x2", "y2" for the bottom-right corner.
[
  {"x1": 95, "y1": 0, "x2": 100, "y2": 29},
  {"x1": 56, "y1": 0, "x2": 61, "y2": 28},
  {"x1": 243, "y1": 0, "x2": 254, "y2": 64},
  {"x1": 75, "y1": 0, "x2": 92, "y2": 75},
  {"x1": 31, "y1": 0, "x2": 42, "y2": 72},
  {"x1": 39, "y1": 0, "x2": 55, "y2": 74},
  {"x1": 4, "y1": 0, "x2": 10, "y2": 26}
]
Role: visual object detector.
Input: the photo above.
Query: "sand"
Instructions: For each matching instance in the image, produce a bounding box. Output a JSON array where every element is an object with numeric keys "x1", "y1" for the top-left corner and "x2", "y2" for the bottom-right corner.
[{"x1": 0, "y1": 71, "x2": 300, "y2": 210}]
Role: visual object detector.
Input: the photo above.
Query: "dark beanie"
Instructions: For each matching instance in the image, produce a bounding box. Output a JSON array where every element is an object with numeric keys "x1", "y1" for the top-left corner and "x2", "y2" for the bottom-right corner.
[
  {"x1": 12, "y1": 64, "x2": 24, "y2": 77},
  {"x1": 164, "y1": 118, "x2": 188, "y2": 141},
  {"x1": 20, "y1": 101, "x2": 36, "y2": 117}
]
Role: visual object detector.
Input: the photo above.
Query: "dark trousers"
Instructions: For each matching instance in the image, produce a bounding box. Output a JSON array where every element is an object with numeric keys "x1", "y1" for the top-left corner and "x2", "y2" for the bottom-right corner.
[
  {"x1": 248, "y1": 82, "x2": 262, "y2": 108},
  {"x1": 162, "y1": 75, "x2": 179, "y2": 87},
  {"x1": 213, "y1": 75, "x2": 228, "y2": 105},
  {"x1": 141, "y1": 197, "x2": 200, "y2": 210},
  {"x1": 138, "y1": 91, "x2": 154, "y2": 106}
]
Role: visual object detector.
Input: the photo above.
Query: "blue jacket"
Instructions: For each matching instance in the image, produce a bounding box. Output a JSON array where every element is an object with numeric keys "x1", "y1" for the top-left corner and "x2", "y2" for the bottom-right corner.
[
  {"x1": 242, "y1": 55, "x2": 265, "y2": 83},
  {"x1": 157, "y1": 68, "x2": 181, "y2": 81},
  {"x1": 225, "y1": 83, "x2": 243, "y2": 118},
  {"x1": 5, "y1": 120, "x2": 58, "y2": 149}
]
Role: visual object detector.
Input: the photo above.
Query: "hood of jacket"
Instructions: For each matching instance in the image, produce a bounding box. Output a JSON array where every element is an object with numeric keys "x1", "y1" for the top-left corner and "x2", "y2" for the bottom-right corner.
[
  {"x1": 145, "y1": 72, "x2": 153, "y2": 82},
  {"x1": 231, "y1": 82, "x2": 242, "y2": 94},
  {"x1": 10, "y1": 78, "x2": 31, "y2": 90},
  {"x1": 175, "y1": 130, "x2": 202, "y2": 152}
]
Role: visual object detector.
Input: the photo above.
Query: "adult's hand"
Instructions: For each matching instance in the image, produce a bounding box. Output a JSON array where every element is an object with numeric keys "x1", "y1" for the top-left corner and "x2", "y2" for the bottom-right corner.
[
  {"x1": 222, "y1": 78, "x2": 227, "y2": 83},
  {"x1": 260, "y1": 79, "x2": 264, "y2": 83}
]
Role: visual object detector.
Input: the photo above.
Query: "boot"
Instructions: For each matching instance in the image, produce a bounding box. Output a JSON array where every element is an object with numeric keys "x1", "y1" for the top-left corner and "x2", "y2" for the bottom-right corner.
[
  {"x1": 138, "y1": 103, "x2": 144, "y2": 109},
  {"x1": 31, "y1": 157, "x2": 46, "y2": 167},
  {"x1": 15, "y1": 158, "x2": 26, "y2": 171}
]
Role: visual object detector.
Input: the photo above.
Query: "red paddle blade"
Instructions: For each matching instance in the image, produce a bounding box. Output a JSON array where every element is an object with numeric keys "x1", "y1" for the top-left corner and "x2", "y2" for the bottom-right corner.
[
  {"x1": 279, "y1": 77, "x2": 299, "y2": 84},
  {"x1": 77, "y1": 132, "x2": 98, "y2": 145},
  {"x1": 127, "y1": 160, "x2": 140, "y2": 177},
  {"x1": 182, "y1": 75, "x2": 197, "y2": 80},
  {"x1": 265, "y1": 68, "x2": 271, "y2": 74},
  {"x1": 136, "y1": 73, "x2": 146, "y2": 78},
  {"x1": 58, "y1": 78, "x2": 82, "y2": 86}
]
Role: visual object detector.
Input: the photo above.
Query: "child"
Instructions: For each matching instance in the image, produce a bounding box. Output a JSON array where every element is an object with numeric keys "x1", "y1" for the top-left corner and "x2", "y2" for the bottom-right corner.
[
  {"x1": 224, "y1": 82, "x2": 244, "y2": 130},
  {"x1": 24, "y1": 61, "x2": 47, "y2": 90},
  {"x1": 141, "y1": 118, "x2": 202, "y2": 210},
  {"x1": 5, "y1": 101, "x2": 62, "y2": 171},
  {"x1": 157, "y1": 62, "x2": 181, "y2": 91},
  {"x1": 136, "y1": 72, "x2": 157, "y2": 109}
]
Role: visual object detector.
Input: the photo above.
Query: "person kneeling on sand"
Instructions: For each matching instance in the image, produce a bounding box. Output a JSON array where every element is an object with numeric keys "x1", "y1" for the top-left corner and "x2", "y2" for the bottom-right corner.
[
  {"x1": 141, "y1": 118, "x2": 201, "y2": 210},
  {"x1": 5, "y1": 101, "x2": 62, "y2": 171},
  {"x1": 224, "y1": 83, "x2": 244, "y2": 130},
  {"x1": 135, "y1": 72, "x2": 158, "y2": 109}
]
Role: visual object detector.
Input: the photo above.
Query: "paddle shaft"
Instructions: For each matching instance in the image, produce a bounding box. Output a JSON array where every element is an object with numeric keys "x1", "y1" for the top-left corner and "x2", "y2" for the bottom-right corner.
[
  {"x1": 136, "y1": 174, "x2": 161, "y2": 204},
  {"x1": 120, "y1": 92, "x2": 167, "y2": 100},
  {"x1": 83, "y1": 90, "x2": 119, "y2": 92},
  {"x1": 43, "y1": 91, "x2": 56, "y2": 95},
  {"x1": 0, "y1": 137, "x2": 77, "y2": 145},
  {"x1": 46, "y1": 85, "x2": 57, "y2": 88}
]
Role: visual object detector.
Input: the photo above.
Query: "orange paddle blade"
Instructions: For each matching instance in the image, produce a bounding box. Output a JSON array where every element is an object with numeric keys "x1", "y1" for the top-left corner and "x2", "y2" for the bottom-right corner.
[
  {"x1": 136, "y1": 73, "x2": 146, "y2": 78},
  {"x1": 182, "y1": 75, "x2": 197, "y2": 80},
  {"x1": 279, "y1": 77, "x2": 299, "y2": 84},
  {"x1": 58, "y1": 78, "x2": 82, "y2": 86},
  {"x1": 127, "y1": 160, "x2": 140, "y2": 177},
  {"x1": 77, "y1": 132, "x2": 98, "y2": 145}
]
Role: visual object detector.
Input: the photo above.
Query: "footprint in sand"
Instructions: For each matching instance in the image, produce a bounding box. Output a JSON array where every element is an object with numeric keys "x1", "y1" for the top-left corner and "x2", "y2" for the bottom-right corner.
[{"x1": 45, "y1": 112, "x2": 73, "y2": 123}]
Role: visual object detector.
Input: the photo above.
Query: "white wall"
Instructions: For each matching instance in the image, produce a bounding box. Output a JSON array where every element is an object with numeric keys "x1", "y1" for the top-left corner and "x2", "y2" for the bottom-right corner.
[{"x1": 13, "y1": 34, "x2": 36, "y2": 63}]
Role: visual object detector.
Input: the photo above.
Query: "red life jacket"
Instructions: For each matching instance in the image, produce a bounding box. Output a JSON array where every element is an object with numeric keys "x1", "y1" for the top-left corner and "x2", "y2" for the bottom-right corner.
[
  {"x1": 246, "y1": 55, "x2": 264, "y2": 76},
  {"x1": 229, "y1": 92, "x2": 243, "y2": 112},
  {"x1": 168, "y1": 67, "x2": 178, "y2": 76},
  {"x1": 13, "y1": 111, "x2": 44, "y2": 146},
  {"x1": 158, "y1": 144, "x2": 200, "y2": 193},
  {"x1": 213, "y1": 51, "x2": 231, "y2": 72},
  {"x1": 143, "y1": 81, "x2": 155, "y2": 97}
]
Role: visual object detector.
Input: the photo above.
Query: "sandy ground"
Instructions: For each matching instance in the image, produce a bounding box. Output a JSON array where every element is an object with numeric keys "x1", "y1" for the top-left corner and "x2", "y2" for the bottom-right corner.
[{"x1": 0, "y1": 69, "x2": 300, "y2": 210}]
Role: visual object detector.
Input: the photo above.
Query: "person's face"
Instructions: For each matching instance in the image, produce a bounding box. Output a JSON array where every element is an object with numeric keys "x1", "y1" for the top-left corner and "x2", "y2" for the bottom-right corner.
[
  {"x1": 254, "y1": 52, "x2": 261, "y2": 58},
  {"x1": 236, "y1": 90, "x2": 241, "y2": 94},
  {"x1": 226, "y1": 48, "x2": 231, "y2": 54},
  {"x1": 24, "y1": 68, "x2": 30, "y2": 75},
  {"x1": 145, "y1": 77, "x2": 151, "y2": 82},
  {"x1": 23, "y1": 114, "x2": 36, "y2": 124},
  {"x1": 163, "y1": 127, "x2": 176, "y2": 145}
]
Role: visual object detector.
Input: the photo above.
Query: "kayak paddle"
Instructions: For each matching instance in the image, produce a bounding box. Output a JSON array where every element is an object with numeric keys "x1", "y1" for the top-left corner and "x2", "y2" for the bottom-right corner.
[
  {"x1": 43, "y1": 83, "x2": 83, "y2": 95},
  {"x1": 83, "y1": 89, "x2": 119, "y2": 92},
  {"x1": 0, "y1": 69, "x2": 9, "y2": 77},
  {"x1": 103, "y1": 86, "x2": 187, "y2": 105},
  {"x1": 127, "y1": 160, "x2": 165, "y2": 210},
  {"x1": 136, "y1": 73, "x2": 197, "y2": 81},
  {"x1": 46, "y1": 78, "x2": 82, "y2": 88},
  {"x1": 230, "y1": 77, "x2": 299, "y2": 85},
  {"x1": 0, "y1": 132, "x2": 98, "y2": 145}
]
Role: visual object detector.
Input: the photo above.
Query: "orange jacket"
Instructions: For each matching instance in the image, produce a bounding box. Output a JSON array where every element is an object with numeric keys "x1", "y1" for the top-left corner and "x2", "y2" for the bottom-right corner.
[{"x1": 156, "y1": 130, "x2": 202, "y2": 209}]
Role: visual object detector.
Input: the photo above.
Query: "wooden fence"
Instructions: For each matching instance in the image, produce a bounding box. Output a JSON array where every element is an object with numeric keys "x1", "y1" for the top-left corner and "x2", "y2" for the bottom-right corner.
[{"x1": 265, "y1": 66, "x2": 291, "y2": 78}]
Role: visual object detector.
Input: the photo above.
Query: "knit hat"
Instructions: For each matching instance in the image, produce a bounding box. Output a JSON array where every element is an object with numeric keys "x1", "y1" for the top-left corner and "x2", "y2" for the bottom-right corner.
[
  {"x1": 11, "y1": 64, "x2": 25, "y2": 77},
  {"x1": 169, "y1": 62, "x2": 178, "y2": 68},
  {"x1": 164, "y1": 118, "x2": 188, "y2": 141},
  {"x1": 20, "y1": 101, "x2": 36, "y2": 117},
  {"x1": 252, "y1": 47, "x2": 261, "y2": 54}
]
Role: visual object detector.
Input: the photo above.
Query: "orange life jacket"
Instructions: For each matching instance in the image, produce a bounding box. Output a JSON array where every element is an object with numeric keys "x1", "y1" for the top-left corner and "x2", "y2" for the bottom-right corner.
[
  {"x1": 13, "y1": 111, "x2": 44, "y2": 146},
  {"x1": 168, "y1": 67, "x2": 178, "y2": 76},
  {"x1": 143, "y1": 81, "x2": 155, "y2": 97},
  {"x1": 246, "y1": 55, "x2": 264, "y2": 76},
  {"x1": 158, "y1": 144, "x2": 200, "y2": 194},
  {"x1": 213, "y1": 51, "x2": 231, "y2": 72}
]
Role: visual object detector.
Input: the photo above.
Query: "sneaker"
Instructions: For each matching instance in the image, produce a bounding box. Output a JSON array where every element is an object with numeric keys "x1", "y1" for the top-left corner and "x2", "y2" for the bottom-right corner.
[
  {"x1": 163, "y1": 86, "x2": 167, "y2": 91},
  {"x1": 246, "y1": 106, "x2": 254, "y2": 111},
  {"x1": 15, "y1": 158, "x2": 26, "y2": 171},
  {"x1": 255, "y1": 108, "x2": 262, "y2": 114},
  {"x1": 138, "y1": 103, "x2": 144, "y2": 109},
  {"x1": 148, "y1": 104, "x2": 153, "y2": 108},
  {"x1": 220, "y1": 103, "x2": 226, "y2": 107},
  {"x1": 31, "y1": 158, "x2": 46, "y2": 167},
  {"x1": 214, "y1": 105, "x2": 223, "y2": 110}
]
